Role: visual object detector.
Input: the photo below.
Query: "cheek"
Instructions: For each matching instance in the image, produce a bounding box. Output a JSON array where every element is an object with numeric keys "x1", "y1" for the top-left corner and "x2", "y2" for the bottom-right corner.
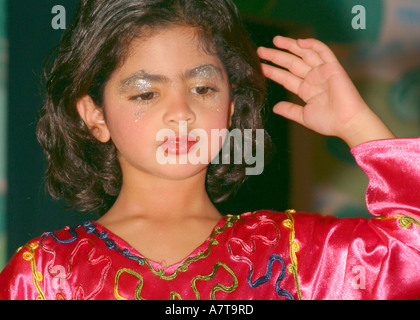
[
  {"x1": 105, "y1": 107, "x2": 154, "y2": 152},
  {"x1": 204, "y1": 94, "x2": 232, "y2": 125},
  {"x1": 205, "y1": 97, "x2": 233, "y2": 144},
  {"x1": 198, "y1": 114, "x2": 231, "y2": 159}
]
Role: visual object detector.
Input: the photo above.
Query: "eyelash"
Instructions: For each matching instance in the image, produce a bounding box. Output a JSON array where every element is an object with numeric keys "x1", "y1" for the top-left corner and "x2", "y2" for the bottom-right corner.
[
  {"x1": 129, "y1": 92, "x2": 157, "y2": 102},
  {"x1": 191, "y1": 86, "x2": 219, "y2": 96},
  {"x1": 129, "y1": 86, "x2": 219, "y2": 103}
]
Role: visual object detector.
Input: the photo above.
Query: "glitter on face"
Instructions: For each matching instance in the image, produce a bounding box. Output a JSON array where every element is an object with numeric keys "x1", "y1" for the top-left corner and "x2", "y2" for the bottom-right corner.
[
  {"x1": 118, "y1": 64, "x2": 227, "y2": 123},
  {"x1": 118, "y1": 76, "x2": 155, "y2": 122},
  {"x1": 134, "y1": 110, "x2": 146, "y2": 121},
  {"x1": 119, "y1": 78, "x2": 153, "y2": 96},
  {"x1": 187, "y1": 65, "x2": 223, "y2": 81}
]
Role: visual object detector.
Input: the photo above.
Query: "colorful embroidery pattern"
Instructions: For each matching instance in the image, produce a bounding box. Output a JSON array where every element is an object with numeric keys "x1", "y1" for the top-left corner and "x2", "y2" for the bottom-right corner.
[
  {"x1": 83, "y1": 215, "x2": 240, "y2": 281},
  {"x1": 12, "y1": 211, "x2": 300, "y2": 299},
  {"x1": 18, "y1": 243, "x2": 45, "y2": 300},
  {"x1": 396, "y1": 215, "x2": 420, "y2": 229},
  {"x1": 40, "y1": 227, "x2": 112, "y2": 300},
  {"x1": 227, "y1": 212, "x2": 294, "y2": 299},
  {"x1": 378, "y1": 214, "x2": 420, "y2": 229},
  {"x1": 100, "y1": 215, "x2": 242, "y2": 299},
  {"x1": 248, "y1": 254, "x2": 293, "y2": 300},
  {"x1": 114, "y1": 268, "x2": 145, "y2": 300},
  {"x1": 282, "y1": 209, "x2": 302, "y2": 300},
  {"x1": 82, "y1": 221, "x2": 145, "y2": 266},
  {"x1": 191, "y1": 262, "x2": 238, "y2": 300}
]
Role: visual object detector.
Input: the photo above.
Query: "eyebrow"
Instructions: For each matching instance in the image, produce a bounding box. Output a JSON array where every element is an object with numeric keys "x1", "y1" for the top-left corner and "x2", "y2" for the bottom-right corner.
[
  {"x1": 119, "y1": 64, "x2": 224, "y2": 91},
  {"x1": 120, "y1": 72, "x2": 168, "y2": 89},
  {"x1": 184, "y1": 64, "x2": 224, "y2": 80}
]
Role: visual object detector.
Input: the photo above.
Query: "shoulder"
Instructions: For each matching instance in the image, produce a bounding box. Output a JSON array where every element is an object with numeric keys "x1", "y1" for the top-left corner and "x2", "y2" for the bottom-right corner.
[
  {"x1": 227, "y1": 209, "x2": 346, "y2": 241},
  {"x1": 224, "y1": 209, "x2": 303, "y2": 239},
  {"x1": 231, "y1": 209, "x2": 331, "y2": 227},
  {"x1": 0, "y1": 221, "x2": 100, "y2": 300},
  {"x1": 1, "y1": 222, "x2": 92, "y2": 270}
]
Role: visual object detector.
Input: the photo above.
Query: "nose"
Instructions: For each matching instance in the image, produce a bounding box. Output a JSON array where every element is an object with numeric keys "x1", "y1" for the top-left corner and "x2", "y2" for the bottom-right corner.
[{"x1": 162, "y1": 90, "x2": 196, "y2": 127}]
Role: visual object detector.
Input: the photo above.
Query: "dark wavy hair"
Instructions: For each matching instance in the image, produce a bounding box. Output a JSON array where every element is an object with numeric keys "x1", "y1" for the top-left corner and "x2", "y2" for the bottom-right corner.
[{"x1": 37, "y1": 0, "x2": 271, "y2": 215}]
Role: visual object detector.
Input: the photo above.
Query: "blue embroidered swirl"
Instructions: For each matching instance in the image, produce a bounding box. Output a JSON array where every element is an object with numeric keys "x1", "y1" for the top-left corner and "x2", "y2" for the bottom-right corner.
[
  {"x1": 41, "y1": 227, "x2": 78, "y2": 244},
  {"x1": 248, "y1": 254, "x2": 294, "y2": 300},
  {"x1": 82, "y1": 221, "x2": 145, "y2": 265}
]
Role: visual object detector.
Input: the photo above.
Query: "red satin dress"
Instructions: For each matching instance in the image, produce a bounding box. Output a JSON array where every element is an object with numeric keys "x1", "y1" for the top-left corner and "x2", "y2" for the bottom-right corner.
[{"x1": 1, "y1": 138, "x2": 420, "y2": 300}]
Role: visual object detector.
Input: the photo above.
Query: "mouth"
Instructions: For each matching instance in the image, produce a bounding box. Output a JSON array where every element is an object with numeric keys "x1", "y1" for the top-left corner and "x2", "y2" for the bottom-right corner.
[{"x1": 160, "y1": 135, "x2": 199, "y2": 155}]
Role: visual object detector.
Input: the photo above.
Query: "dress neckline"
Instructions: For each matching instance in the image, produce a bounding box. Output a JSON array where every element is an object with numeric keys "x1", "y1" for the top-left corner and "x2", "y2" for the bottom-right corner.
[{"x1": 87, "y1": 215, "x2": 238, "y2": 276}]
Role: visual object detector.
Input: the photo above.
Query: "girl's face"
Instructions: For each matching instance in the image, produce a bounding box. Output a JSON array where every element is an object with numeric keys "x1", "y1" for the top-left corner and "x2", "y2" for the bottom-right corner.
[{"x1": 101, "y1": 26, "x2": 234, "y2": 180}]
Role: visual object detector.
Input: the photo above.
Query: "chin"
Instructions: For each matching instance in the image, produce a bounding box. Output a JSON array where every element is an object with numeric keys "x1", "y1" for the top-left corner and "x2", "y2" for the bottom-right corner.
[{"x1": 150, "y1": 162, "x2": 209, "y2": 181}]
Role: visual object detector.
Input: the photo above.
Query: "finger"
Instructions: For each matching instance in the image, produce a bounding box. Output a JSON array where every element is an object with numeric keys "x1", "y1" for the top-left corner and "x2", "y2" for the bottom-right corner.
[
  {"x1": 261, "y1": 63, "x2": 302, "y2": 95},
  {"x1": 272, "y1": 36, "x2": 324, "y2": 67},
  {"x1": 296, "y1": 38, "x2": 338, "y2": 64},
  {"x1": 257, "y1": 46, "x2": 312, "y2": 79},
  {"x1": 272, "y1": 101, "x2": 305, "y2": 126}
]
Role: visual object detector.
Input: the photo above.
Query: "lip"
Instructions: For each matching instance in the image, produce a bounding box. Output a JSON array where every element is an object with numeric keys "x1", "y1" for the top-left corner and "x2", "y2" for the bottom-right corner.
[{"x1": 160, "y1": 135, "x2": 199, "y2": 155}]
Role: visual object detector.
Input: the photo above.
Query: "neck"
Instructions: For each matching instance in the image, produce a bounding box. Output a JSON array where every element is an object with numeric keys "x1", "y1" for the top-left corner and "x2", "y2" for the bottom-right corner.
[{"x1": 102, "y1": 167, "x2": 221, "y2": 223}]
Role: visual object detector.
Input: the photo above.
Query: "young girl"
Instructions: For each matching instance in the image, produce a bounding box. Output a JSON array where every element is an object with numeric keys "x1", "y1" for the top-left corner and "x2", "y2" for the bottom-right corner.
[{"x1": 0, "y1": 0, "x2": 419, "y2": 300}]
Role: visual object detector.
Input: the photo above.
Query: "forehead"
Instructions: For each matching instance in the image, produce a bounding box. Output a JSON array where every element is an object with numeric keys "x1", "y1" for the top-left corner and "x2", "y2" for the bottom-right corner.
[
  {"x1": 113, "y1": 25, "x2": 226, "y2": 82},
  {"x1": 130, "y1": 24, "x2": 215, "y2": 53},
  {"x1": 124, "y1": 25, "x2": 215, "y2": 62}
]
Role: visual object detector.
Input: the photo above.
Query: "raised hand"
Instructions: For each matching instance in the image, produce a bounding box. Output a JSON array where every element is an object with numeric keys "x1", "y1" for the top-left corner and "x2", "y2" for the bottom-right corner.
[{"x1": 257, "y1": 36, "x2": 395, "y2": 148}]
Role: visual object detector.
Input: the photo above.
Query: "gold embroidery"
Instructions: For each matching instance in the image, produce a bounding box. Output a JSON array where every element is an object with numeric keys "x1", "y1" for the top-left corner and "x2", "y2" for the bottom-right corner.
[
  {"x1": 144, "y1": 215, "x2": 239, "y2": 281},
  {"x1": 191, "y1": 262, "x2": 238, "y2": 300},
  {"x1": 19, "y1": 242, "x2": 46, "y2": 300},
  {"x1": 282, "y1": 209, "x2": 302, "y2": 300},
  {"x1": 377, "y1": 214, "x2": 420, "y2": 229},
  {"x1": 399, "y1": 215, "x2": 420, "y2": 229},
  {"x1": 170, "y1": 292, "x2": 183, "y2": 300},
  {"x1": 114, "y1": 268, "x2": 145, "y2": 300}
]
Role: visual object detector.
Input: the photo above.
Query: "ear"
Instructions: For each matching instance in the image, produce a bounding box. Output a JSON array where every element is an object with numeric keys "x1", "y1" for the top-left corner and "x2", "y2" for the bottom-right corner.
[
  {"x1": 76, "y1": 95, "x2": 111, "y2": 143},
  {"x1": 228, "y1": 101, "x2": 235, "y2": 127}
]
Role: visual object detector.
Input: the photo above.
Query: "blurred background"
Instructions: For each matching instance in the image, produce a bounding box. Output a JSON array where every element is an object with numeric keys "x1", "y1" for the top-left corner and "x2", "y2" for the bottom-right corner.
[{"x1": 0, "y1": 0, "x2": 419, "y2": 271}]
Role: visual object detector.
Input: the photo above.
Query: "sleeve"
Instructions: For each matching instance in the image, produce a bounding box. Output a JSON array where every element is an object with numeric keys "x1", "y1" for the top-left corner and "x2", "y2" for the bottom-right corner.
[
  {"x1": 0, "y1": 241, "x2": 44, "y2": 300},
  {"x1": 352, "y1": 137, "x2": 420, "y2": 219},
  {"x1": 293, "y1": 137, "x2": 420, "y2": 300}
]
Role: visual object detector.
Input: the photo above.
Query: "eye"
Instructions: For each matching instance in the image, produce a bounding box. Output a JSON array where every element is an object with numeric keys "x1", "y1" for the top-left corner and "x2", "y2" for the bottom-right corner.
[
  {"x1": 130, "y1": 92, "x2": 157, "y2": 102},
  {"x1": 192, "y1": 86, "x2": 216, "y2": 96}
]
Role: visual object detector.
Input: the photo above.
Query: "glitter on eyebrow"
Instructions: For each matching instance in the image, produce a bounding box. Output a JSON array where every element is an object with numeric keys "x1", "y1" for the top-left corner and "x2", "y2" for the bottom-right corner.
[
  {"x1": 119, "y1": 78, "x2": 153, "y2": 94},
  {"x1": 118, "y1": 70, "x2": 170, "y2": 95},
  {"x1": 186, "y1": 65, "x2": 223, "y2": 80},
  {"x1": 119, "y1": 65, "x2": 222, "y2": 94}
]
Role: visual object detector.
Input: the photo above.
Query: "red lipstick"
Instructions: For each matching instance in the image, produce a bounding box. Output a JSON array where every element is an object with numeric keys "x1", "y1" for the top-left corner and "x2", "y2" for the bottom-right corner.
[{"x1": 161, "y1": 135, "x2": 198, "y2": 155}]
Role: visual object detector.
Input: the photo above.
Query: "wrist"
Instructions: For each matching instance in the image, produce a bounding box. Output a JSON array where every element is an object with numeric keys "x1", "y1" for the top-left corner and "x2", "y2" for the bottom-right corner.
[{"x1": 339, "y1": 108, "x2": 396, "y2": 149}]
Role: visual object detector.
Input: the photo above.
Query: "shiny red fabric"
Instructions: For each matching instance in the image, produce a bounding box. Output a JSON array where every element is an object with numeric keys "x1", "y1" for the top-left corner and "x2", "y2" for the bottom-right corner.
[{"x1": 1, "y1": 138, "x2": 420, "y2": 300}]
